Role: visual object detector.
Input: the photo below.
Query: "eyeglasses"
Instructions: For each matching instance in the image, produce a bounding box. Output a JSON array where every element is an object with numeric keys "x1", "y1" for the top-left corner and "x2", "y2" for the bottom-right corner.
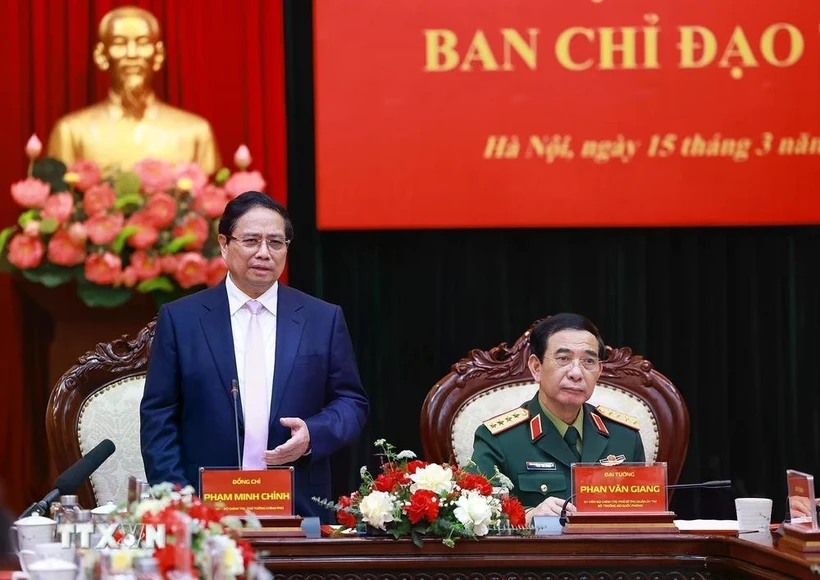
[
  {"x1": 547, "y1": 355, "x2": 602, "y2": 372},
  {"x1": 227, "y1": 235, "x2": 290, "y2": 253}
]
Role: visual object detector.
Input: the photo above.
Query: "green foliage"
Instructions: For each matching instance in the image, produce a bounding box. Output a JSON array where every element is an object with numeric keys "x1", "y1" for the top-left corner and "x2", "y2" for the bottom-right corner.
[
  {"x1": 38, "y1": 218, "x2": 58, "y2": 234},
  {"x1": 32, "y1": 157, "x2": 68, "y2": 192},
  {"x1": 160, "y1": 234, "x2": 197, "y2": 255},
  {"x1": 111, "y1": 225, "x2": 141, "y2": 255},
  {"x1": 21, "y1": 264, "x2": 77, "y2": 288},
  {"x1": 214, "y1": 167, "x2": 230, "y2": 185},
  {"x1": 311, "y1": 497, "x2": 345, "y2": 512},
  {"x1": 77, "y1": 278, "x2": 133, "y2": 308},
  {"x1": 410, "y1": 528, "x2": 426, "y2": 548},
  {"x1": 0, "y1": 226, "x2": 17, "y2": 255},
  {"x1": 17, "y1": 210, "x2": 38, "y2": 228},
  {"x1": 114, "y1": 171, "x2": 142, "y2": 197},
  {"x1": 113, "y1": 194, "x2": 144, "y2": 211},
  {"x1": 136, "y1": 276, "x2": 175, "y2": 294}
]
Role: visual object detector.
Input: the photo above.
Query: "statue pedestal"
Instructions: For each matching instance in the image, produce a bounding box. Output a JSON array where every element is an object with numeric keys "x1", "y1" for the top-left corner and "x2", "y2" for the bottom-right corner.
[{"x1": 15, "y1": 277, "x2": 158, "y2": 503}]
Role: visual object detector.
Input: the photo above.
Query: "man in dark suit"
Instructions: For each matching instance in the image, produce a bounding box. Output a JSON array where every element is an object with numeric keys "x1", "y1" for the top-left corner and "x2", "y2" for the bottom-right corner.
[
  {"x1": 140, "y1": 191, "x2": 369, "y2": 519},
  {"x1": 470, "y1": 313, "x2": 644, "y2": 524}
]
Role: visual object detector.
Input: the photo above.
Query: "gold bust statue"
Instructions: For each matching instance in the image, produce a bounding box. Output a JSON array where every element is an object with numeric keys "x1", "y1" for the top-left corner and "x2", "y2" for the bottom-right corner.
[{"x1": 46, "y1": 6, "x2": 221, "y2": 174}]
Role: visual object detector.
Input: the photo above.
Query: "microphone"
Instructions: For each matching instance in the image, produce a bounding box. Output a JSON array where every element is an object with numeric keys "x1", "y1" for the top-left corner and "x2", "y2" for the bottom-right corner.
[
  {"x1": 558, "y1": 495, "x2": 576, "y2": 527},
  {"x1": 667, "y1": 479, "x2": 732, "y2": 491},
  {"x1": 231, "y1": 379, "x2": 242, "y2": 468},
  {"x1": 20, "y1": 439, "x2": 116, "y2": 518},
  {"x1": 558, "y1": 479, "x2": 733, "y2": 526}
]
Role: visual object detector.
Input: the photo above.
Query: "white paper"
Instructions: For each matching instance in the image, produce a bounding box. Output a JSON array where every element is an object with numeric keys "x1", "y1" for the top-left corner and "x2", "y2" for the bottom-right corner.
[{"x1": 674, "y1": 519, "x2": 739, "y2": 531}]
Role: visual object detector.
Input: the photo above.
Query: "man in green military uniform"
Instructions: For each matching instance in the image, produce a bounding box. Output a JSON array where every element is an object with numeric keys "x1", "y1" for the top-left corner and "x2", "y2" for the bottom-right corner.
[{"x1": 470, "y1": 313, "x2": 645, "y2": 524}]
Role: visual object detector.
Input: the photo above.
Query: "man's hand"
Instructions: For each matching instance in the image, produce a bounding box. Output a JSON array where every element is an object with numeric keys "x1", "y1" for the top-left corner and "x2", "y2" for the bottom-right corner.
[
  {"x1": 789, "y1": 495, "x2": 813, "y2": 518},
  {"x1": 263, "y1": 418, "x2": 311, "y2": 465},
  {"x1": 525, "y1": 496, "x2": 576, "y2": 525}
]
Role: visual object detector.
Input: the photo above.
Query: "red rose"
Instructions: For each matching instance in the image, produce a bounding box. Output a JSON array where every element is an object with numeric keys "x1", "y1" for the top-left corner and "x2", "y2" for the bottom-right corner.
[
  {"x1": 372, "y1": 473, "x2": 399, "y2": 493},
  {"x1": 156, "y1": 505, "x2": 192, "y2": 537},
  {"x1": 502, "y1": 496, "x2": 527, "y2": 527},
  {"x1": 394, "y1": 466, "x2": 412, "y2": 480},
  {"x1": 405, "y1": 460, "x2": 428, "y2": 475},
  {"x1": 188, "y1": 499, "x2": 222, "y2": 525},
  {"x1": 458, "y1": 473, "x2": 493, "y2": 496},
  {"x1": 388, "y1": 466, "x2": 411, "y2": 482},
  {"x1": 152, "y1": 544, "x2": 196, "y2": 577},
  {"x1": 140, "y1": 508, "x2": 164, "y2": 527},
  {"x1": 152, "y1": 545, "x2": 177, "y2": 576},
  {"x1": 373, "y1": 467, "x2": 409, "y2": 493},
  {"x1": 336, "y1": 495, "x2": 358, "y2": 529},
  {"x1": 237, "y1": 539, "x2": 256, "y2": 567},
  {"x1": 406, "y1": 489, "x2": 440, "y2": 524}
]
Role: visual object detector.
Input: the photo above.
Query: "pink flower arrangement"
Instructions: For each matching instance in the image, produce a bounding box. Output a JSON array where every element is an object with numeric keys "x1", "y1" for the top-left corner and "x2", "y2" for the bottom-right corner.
[
  {"x1": 11, "y1": 177, "x2": 50, "y2": 208},
  {"x1": 0, "y1": 139, "x2": 267, "y2": 308}
]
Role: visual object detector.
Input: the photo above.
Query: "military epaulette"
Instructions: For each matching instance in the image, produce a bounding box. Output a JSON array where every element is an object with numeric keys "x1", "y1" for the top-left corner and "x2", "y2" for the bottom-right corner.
[
  {"x1": 595, "y1": 405, "x2": 640, "y2": 430},
  {"x1": 482, "y1": 407, "x2": 529, "y2": 435}
]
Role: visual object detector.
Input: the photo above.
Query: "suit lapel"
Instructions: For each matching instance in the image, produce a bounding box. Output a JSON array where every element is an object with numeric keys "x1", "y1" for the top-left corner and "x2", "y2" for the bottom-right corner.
[
  {"x1": 581, "y1": 404, "x2": 610, "y2": 463},
  {"x1": 270, "y1": 285, "x2": 305, "y2": 428},
  {"x1": 199, "y1": 282, "x2": 241, "y2": 421},
  {"x1": 529, "y1": 397, "x2": 579, "y2": 469}
]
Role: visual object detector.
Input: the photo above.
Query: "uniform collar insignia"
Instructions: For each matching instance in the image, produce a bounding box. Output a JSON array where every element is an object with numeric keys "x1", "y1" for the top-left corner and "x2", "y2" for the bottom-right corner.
[
  {"x1": 590, "y1": 411, "x2": 610, "y2": 436},
  {"x1": 529, "y1": 414, "x2": 543, "y2": 441}
]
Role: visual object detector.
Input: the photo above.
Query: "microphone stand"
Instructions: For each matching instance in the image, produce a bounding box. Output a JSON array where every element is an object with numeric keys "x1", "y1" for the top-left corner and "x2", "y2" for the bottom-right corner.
[
  {"x1": 559, "y1": 495, "x2": 575, "y2": 527},
  {"x1": 20, "y1": 501, "x2": 47, "y2": 518},
  {"x1": 231, "y1": 380, "x2": 242, "y2": 468}
]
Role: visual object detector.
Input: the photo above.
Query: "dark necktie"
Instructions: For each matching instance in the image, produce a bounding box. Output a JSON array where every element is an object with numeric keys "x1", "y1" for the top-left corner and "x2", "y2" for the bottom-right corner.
[{"x1": 564, "y1": 426, "x2": 582, "y2": 462}]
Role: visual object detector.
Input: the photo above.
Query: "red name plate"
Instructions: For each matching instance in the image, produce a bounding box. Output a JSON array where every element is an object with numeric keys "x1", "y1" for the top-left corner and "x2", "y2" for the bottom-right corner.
[
  {"x1": 786, "y1": 469, "x2": 817, "y2": 527},
  {"x1": 573, "y1": 464, "x2": 667, "y2": 513},
  {"x1": 200, "y1": 468, "x2": 294, "y2": 516}
]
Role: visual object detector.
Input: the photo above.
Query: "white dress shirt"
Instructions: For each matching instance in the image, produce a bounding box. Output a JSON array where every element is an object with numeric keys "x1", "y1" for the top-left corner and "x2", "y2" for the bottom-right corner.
[{"x1": 225, "y1": 274, "x2": 278, "y2": 416}]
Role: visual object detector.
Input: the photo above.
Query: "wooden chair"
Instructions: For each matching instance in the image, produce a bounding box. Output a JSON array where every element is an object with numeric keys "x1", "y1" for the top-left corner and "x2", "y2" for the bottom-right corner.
[
  {"x1": 420, "y1": 320, "x2": 690, "y2": 486},
  {"x1": 46, "y1": 320, "x2": 156, "y2": 508}
]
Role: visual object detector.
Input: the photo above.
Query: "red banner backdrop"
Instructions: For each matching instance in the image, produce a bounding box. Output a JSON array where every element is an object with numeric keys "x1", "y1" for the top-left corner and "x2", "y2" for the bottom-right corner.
[
  {"x1": 0, "y1": 0, "x2": 286, "y2": 513},
  {"x1": 314, "y1": 0, "x2": 820, "y2": 229}
]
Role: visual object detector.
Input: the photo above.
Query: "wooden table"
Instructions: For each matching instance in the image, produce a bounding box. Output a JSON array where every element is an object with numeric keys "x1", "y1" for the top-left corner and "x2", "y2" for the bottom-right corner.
[
  {"x1": 252, "y1": 531, "x2": 820, "y2": 579},
  {"x1": 3, "y1": 530, "x2": 818, "y2": 579}
]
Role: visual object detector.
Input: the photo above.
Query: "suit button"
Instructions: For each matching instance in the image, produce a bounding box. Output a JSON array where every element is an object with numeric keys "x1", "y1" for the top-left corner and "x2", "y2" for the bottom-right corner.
[{"x1": 540, "y1": 484, "x2": 548, "y2": 493}]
